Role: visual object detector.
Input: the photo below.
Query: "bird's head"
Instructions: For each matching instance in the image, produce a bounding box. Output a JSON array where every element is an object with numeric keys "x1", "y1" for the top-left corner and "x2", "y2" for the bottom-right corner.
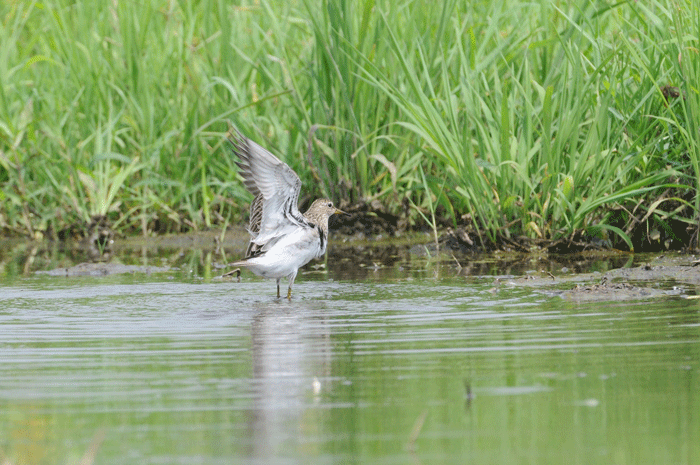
[{"x1": 306, "y1": 198, "x2": 349, "y2": 220}]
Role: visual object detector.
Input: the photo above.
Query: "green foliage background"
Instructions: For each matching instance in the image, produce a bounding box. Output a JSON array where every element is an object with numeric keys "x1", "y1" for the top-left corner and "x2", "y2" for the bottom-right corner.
[{"x1": 1, "y1": 0, "x2": 698, "y2": 248}]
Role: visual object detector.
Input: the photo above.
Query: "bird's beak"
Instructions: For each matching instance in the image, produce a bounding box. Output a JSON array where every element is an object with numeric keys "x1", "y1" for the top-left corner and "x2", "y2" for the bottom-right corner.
[{"x1": 335, "y1": 208, "x2": 351, "y2": 217}]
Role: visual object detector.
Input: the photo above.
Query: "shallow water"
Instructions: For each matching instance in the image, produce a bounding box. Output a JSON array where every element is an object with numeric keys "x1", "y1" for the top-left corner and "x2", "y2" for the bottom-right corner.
[{"x1": 0, "y1": 242, "x2": 698, "y2": 464}]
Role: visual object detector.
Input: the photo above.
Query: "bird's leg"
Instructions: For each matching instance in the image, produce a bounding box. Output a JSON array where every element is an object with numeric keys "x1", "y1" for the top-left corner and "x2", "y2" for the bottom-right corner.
[
  {"x1": 276, "y1": 278, "x2": 281, "y2": 299},
  {"x1": 287, "y1": 271, "x2": 297, "y2": 300}
]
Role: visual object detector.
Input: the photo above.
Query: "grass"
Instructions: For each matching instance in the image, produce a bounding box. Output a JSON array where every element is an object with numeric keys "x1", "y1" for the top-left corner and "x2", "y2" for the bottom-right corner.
[{"x1": 0, "y1": 0, "x2": 697, "y2": 250}]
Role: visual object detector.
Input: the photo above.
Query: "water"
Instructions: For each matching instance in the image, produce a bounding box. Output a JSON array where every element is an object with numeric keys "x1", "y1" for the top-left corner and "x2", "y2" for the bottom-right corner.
[{"x1": 0, "y1": 242, "x2": 698, "y2": 464}]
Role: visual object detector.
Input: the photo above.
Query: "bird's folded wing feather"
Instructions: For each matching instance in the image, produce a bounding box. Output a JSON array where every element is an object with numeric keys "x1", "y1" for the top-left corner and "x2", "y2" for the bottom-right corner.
[
  {"x1": 228, "y1": 126, "x2": 308, "y2": 251},
  {"x1": 245, "y1": 194, "x2": 263, "y2": 256}
]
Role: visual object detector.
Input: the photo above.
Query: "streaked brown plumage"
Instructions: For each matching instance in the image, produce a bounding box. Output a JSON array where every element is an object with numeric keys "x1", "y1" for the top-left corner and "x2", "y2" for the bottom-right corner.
[{"x1": 227, "y1": 124, "x2": 346, "y2": 298}]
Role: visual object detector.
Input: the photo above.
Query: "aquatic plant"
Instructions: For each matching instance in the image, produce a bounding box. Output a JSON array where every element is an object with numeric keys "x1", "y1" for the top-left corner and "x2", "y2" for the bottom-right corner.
[{"x1": 0, "y1": 0, "x2": 696, "y2": 250}]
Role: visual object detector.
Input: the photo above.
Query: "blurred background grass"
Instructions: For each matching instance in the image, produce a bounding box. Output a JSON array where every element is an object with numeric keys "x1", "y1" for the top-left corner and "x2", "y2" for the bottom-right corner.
[{"x1": 0, "y1": 0, "x2": 697, "y2": 250}]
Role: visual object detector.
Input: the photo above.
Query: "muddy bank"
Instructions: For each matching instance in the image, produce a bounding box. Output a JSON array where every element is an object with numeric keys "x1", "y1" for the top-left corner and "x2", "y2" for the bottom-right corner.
[
  {"x1": 30, "y1": 197, "x2": 699, "y2": 257},
  {"x1": 488, "y1": 254, "x2": 697, "y2": 301},
  {"x1": 8, "y1": 229, "x2": 698, "y2": 303},
  {"x1": 35, "y1": 262, "x2": 171, "y2": 277},
  {"x1": 333, "y1": 200, "x2": 699, "y2": 254}
]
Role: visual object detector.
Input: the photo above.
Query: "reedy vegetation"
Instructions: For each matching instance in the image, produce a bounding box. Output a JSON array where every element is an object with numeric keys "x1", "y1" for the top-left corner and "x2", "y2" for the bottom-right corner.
[{"x1": 0, "y1": 0, "x2": 697, "y2": 249}]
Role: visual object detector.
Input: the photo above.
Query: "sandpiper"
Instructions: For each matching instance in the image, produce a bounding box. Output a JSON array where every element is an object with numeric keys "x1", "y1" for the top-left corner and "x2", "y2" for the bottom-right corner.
[{"x1": 227, "y1": 125, "x2": 347, "y2": 299}]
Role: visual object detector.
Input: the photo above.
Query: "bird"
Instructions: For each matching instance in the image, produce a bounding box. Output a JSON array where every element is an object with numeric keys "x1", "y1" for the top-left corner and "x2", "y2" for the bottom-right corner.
[{"x1": 226, "y1": 124, "x2": 347, "y2": 299}]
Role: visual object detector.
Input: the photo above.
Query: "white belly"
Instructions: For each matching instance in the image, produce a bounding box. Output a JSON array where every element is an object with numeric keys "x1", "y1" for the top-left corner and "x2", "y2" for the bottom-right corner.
[{"x1": 243, "y1": 228, "x2": 323, "y2": 279}]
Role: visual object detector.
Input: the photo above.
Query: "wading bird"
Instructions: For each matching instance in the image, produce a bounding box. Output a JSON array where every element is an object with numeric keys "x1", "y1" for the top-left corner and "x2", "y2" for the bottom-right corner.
[{"x1": 227, "y1": 125, "x2": 347, "y2": 298}]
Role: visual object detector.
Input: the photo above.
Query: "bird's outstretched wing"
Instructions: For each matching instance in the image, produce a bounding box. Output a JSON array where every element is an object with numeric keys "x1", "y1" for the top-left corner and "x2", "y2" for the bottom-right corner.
[
  {"x1": 245, "y1": 193, "x2": 263, "y2": 256},
  {"x1": 227, "y1": 124, "x2": 308, "y2": 255}
]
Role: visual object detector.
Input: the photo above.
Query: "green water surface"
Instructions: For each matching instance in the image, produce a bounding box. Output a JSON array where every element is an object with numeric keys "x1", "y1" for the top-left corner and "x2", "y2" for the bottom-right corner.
[{"x1": 0, "y1": 250, "x2": 698, "y2": 464}]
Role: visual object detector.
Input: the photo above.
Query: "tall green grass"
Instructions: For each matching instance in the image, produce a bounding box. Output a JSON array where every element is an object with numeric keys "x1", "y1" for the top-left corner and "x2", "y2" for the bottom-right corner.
[{"x1": 0, "y1": 0, "x2": 697, "y2": 249}]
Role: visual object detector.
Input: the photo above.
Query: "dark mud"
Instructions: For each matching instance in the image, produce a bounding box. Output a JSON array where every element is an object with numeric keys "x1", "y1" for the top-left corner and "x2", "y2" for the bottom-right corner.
[
  {"x1": 332, "y1": 198, "x2": 699, "y2": 254},
  {"x1": 30, "y1": 196, "x2": 700, "y2": 256}
]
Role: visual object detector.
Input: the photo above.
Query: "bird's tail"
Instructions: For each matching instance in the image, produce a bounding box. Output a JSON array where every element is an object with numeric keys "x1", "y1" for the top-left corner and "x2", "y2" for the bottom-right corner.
[{"x1": 230, "y1": 258, "x2": 252, "y2": 267}]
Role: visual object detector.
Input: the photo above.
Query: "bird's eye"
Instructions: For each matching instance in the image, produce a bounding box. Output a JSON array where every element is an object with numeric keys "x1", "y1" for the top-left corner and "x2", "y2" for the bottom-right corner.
[{"x1": 327, "y1": 202, "x2": 333, "y2": 208}]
